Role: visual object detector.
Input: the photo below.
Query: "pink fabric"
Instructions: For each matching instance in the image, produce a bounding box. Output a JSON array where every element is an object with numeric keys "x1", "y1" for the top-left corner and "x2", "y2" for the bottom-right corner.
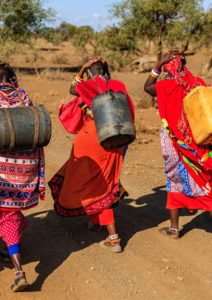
[{"x1": 0, "y1": 211, "x2": 28, "y2": 246}]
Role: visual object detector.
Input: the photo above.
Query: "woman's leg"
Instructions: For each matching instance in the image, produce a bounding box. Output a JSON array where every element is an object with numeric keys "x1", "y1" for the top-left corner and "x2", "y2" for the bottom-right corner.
[
  {"x1": 1, "y1": 211, "x2": 29, "y2": 291},
  {"x1": 8, "y1": 244, "x2": 29, "y2": 292},
  {"x1": 102, "y1": 221, "x2": 122, "y2": 253},
  {"x1": 159, "y1": 207, "x2": 180, "y2": 238},
  {"x1": 169, "y1": 208, "x2": 180, "y2": 229},
  {"x1": 90, "y1": 209, "x2": 122, "y2": 252},
  {"x1": 9, "y1": 245, "x2": 22, "y2": 271},
  {"x1": 106, "y1": 222, "x2": 117, "y2": 235}
]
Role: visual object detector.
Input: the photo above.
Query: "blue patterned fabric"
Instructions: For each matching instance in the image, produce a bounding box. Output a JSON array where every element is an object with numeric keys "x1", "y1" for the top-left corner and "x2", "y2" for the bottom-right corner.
[
  {"x1": 178, "y1": 161, "x2": 192, "y2": 196},
  {"x1": 160, "y1": 128, "x2": 205, "y2": 197}
]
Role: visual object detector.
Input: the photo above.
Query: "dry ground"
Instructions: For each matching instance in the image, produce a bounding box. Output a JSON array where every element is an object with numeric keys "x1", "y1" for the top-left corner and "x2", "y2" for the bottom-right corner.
[{"x1": 0, "y1": 49, "x2": 211, "y2": 300}]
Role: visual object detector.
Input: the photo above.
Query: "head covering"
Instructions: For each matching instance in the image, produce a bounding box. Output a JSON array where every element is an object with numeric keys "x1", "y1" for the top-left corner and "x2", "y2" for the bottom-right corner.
[
  {"x1": 163, "y1": 55, "x2": 184, "y2": 78},
  {"x1": 163, "y1": 54, "x2": 200, "y2": 95}
]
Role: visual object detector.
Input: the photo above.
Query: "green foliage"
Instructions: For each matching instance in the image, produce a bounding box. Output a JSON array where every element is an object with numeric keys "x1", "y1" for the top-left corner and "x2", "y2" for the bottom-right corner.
[
  {"x1": 95, "y1": 26, "x2": 137, "y2": 52},
  {"x1": 40, "y1": 26, "x2": 72, "y2": 45},
  {"x1": 55, "y1": 22, "x2": 76, "y2": 41},
  {"x1": 165, "y1": 6, "x2": 212, "y2": 52},
  {"x1": 41, "y1": 23, "x2": 94, "y2": 47},
  {"x1": 73, "y1": 25, "x2": 94, "y2": 47},
  {"x1": 0, "y1": 0, "x2": 55, "y2": 41},
  {"x1": 111, "y1": 0, "x2": 210, "y2": 58}
]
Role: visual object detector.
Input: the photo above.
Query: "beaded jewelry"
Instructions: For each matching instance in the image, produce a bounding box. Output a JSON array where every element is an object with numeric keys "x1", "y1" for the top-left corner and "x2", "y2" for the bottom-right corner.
[{"x1": 151, "y1": 68, "x2": 161, "y2": 78}]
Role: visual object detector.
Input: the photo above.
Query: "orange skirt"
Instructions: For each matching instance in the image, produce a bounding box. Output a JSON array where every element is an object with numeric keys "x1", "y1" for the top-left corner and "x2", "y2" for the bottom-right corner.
[{"x1": 49, "y1": 119, "x2": 124, "y2": 216}]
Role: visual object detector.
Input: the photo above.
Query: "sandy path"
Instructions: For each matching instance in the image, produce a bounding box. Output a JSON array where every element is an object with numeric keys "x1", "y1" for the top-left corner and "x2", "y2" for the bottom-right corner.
[{"x1": 0, "y1": 74, "x2": 211, "y2": 300}]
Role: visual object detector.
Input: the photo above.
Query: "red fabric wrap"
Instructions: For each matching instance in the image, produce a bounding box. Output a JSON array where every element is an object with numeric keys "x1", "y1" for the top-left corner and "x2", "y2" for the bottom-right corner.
[
  {"x1": 156, "y1": 63, "x2": 212, "y2": 199},
  {"x1": 89, "y1": 208, "x2": 114, "y2": 225},
  {"x1": 167, "y1": 192, "x2": 212, "y2": 211},
  {"x1": 0, "y1": 211, "x2": 28, "y2": 246},
  {"x1": 58, "y1": 97, "x2": 85, "y2": 134}
]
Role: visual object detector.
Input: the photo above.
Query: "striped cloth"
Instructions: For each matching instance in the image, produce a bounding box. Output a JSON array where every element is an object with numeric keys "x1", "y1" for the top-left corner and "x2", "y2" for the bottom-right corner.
[{"x1": 0, "y1": 83, "x2": 45, "y2": 211}]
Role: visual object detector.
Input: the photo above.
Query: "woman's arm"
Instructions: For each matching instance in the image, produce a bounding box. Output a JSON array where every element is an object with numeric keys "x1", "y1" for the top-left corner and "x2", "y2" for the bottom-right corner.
[
  {"x1": 69, "y1": 57, "x2": 106, "y2": 95},
  {"x1": 144, "y1": 51, "x2": 180, "y2": 97}
]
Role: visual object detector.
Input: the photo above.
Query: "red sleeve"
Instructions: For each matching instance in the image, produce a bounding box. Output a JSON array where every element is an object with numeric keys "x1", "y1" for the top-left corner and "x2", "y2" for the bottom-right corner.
[
  {"x1": 58, "y1": 97, "x2": 84, "y2": 134},
  {"x1": 155, "y1": 80, "x2": 167, "y2": 119}
]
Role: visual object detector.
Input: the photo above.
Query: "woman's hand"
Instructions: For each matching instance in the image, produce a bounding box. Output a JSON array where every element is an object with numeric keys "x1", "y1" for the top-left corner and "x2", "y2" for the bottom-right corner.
[
  {"x1": 156, "y1": 51, "x2": 180, "y2": 71},
  {"x1": 79, "y1": 56, "x2": 107, "y2": 78},
  {"x1": 85, "y1": 107, "x2": 94, "y2": 119}
]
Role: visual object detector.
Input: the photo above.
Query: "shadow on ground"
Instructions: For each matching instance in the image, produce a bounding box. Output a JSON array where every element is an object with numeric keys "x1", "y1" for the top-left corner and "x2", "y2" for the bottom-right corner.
[{"x1": 0, "y1": 185, "x2": 211, "y2": 291}]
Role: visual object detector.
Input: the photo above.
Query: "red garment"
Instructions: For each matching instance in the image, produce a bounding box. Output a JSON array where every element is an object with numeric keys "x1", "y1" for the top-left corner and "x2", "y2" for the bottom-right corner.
[
  {"x1": 89, "y1": 208, "x2": 114, "y2": 225},
  {"x1": 76, "y1": 76, "x2": 135, "y2": 118},
  {"x1": 156, "y1": 60, "x2": 212, "y2": 198},
  {"x1": 49, "y1": 76, "x2": 133, "y2": 217},
  {"x1": 58, "y1": 97, "x2": 85, "y2": 134},
  {"x1": 59, "y1": 77, "x2": 134, "y2": 135},
  {"x1": 0, "y1": 211, "x2": 28, "y2": 246},
  {"x1": 49, "y1": 119, "x2": 123, "y2": 216},
  {"x1": 167, "y1": 192, "x2": 212, "y2": 211}
]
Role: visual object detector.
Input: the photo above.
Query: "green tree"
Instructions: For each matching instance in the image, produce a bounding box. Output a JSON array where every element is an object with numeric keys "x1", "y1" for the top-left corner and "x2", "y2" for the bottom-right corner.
[
  {"x1": 56, "y1": 22, "x2": 76, "y2": 41},
  {"x1": 111, "y1": 0, "x2": 210, "y2": 58},
  {"x1": 95, "y1": 26, "x2": 137, "y2": 52},
  {"x1": 73, "y1": 25, "x2": 94, "y2": 47},
  {"x1": 0, "y1": 0, "x2": 55, "y2": 41}
]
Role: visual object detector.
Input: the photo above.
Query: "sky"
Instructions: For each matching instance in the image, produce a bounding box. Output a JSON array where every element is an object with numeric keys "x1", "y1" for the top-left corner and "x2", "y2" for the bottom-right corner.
[{"x1": 45, "y1": 0, "x2": 212, "y2": 30}]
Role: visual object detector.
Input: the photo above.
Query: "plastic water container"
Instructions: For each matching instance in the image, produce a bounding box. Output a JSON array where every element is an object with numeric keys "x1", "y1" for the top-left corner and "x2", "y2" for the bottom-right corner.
[
  {"x1": 92, "y1": 91, "x2": 136, "y2": 149},
  {"x1": 183, "y1": 86, "x2": 212, "y2": 145}
]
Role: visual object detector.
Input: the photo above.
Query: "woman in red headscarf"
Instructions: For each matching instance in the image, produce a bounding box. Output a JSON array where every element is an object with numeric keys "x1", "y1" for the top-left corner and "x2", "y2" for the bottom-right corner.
[
  {"x1": 144, "y1": 51, "x2": 212, "y2": 238},
  {"x1": 49, "y1": 57, "x2": 134, "y2": 252}
]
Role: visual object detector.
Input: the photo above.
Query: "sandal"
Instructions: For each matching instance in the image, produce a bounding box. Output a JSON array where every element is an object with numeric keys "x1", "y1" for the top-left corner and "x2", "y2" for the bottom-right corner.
[
  {"x1": 11, "y1": 271, "x2": 30, "y2": 292},
  {"x1": 99, "y1": 236, "x2": 122, "y2": 253},
  {"x1": 159, "y1": 227, "x2": 180, "y2": 239}
]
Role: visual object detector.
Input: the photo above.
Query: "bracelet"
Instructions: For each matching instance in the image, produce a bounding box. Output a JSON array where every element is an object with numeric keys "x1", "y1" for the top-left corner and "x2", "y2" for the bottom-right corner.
[
  {"x1": 79, "y1": 102, "x2": 87, "y2": 111},
  {"x1": 75, "y1": 74, "x2": 83, "y2": 83},
  {"x1": 150, "y1": 68, "x2": 161, "y2": 78},
  {"x1": 70, "y1": 73, "x2": 84, "y2": 87}
]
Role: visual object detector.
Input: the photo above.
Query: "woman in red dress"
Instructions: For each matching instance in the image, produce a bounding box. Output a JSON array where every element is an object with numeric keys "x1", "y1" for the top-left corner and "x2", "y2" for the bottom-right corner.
[
  {"x1": 144, "y1": 51, "x2": 212, "y2": 238},
  {"x1": 49, "y1": 57, "x2": 134, "y2": 252}
]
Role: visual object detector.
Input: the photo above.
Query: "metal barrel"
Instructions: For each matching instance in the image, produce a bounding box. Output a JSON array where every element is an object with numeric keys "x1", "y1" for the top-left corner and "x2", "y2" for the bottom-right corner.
[
  {"x1": 92, "y1": 91, "x2": 136, "y2": 150},
  {"x1": 0, "y1": 105, "x2": 51, "y2": 152}
]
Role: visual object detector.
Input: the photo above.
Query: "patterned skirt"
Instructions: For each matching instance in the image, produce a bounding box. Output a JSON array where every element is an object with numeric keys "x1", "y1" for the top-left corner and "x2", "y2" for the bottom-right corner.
[
  {"x1": 160, "y1": 128, "x2": 212, "y2": 210},
  {"x1": 0, "y1": 149, "x2": 45, "y2": 211}
]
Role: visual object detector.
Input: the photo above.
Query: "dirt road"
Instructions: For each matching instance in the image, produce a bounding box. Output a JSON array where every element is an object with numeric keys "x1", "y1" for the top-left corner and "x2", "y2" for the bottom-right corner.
[{"x1": 0, "y1": 71, "x2": 211, "y2": 300}]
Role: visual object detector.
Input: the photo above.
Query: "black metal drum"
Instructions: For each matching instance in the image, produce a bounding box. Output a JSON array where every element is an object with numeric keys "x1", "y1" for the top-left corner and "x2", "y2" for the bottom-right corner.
[
  {"x1": 92, "y1": 91, "x2": 136, "y2": 150},
  {"x1": 0, "y1": 105, "x2": 51, "y2": 152}
]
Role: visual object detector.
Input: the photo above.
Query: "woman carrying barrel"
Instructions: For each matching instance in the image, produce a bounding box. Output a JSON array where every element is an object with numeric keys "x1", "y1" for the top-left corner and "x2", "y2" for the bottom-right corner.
[
  {"x1": 49, "y1": 57, "x2": 134, "y2": 252},
  {"x1": 144, "y1": 51, "x2": 212, "y2": 238},
  {"x1": 0, "y1": 62, "x2": 45, "y2": 291}
]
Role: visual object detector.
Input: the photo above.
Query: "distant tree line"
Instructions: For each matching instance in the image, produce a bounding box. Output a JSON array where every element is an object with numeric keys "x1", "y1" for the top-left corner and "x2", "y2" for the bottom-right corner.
[{"x1": 0, "y1": 0, "x2": 211, "y2": 68}]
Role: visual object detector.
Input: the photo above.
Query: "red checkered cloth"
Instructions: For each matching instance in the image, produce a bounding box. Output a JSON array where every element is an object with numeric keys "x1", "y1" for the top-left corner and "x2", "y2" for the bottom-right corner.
[{"x1": 0, "y1": 211, "x2": 28, "y2": 246}]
